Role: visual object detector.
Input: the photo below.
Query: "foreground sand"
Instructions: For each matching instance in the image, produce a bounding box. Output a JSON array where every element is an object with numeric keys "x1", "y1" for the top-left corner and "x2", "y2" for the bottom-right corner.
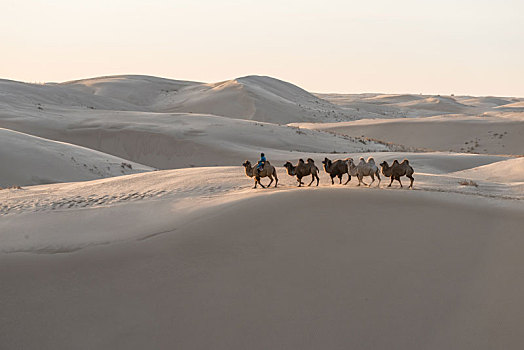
[{"x1": 1, "y1": 187, "x2": 523, "y2": 349}]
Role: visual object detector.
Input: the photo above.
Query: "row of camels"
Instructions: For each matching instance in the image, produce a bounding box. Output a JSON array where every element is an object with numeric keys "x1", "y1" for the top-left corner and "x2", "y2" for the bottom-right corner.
[{"x1": 242, "y1": 157, "x2": 414, "y2": 189}]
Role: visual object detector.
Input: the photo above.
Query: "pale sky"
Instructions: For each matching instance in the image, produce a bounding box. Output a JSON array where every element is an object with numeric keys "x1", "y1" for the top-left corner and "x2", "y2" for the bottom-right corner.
[{"x1": 1, "y1": 0, "x2": 523, "y2": 96}]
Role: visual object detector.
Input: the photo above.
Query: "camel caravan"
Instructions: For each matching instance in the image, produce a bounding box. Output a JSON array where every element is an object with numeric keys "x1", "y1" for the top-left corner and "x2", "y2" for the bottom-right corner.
[{"x1": 242, "y1": 154, "x2": 415, "y2": 189}]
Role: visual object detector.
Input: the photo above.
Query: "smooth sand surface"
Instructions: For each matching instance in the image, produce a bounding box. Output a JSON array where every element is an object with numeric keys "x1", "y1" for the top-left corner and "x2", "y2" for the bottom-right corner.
[
  {"x1": 293, "y1": 115, "x2": 524, "y2": 155},
  {"x1": 1, "y1": 189, "x2": 523, "y2": 349},
  {"x1": 0, "y1": 128, "x2": 152, "y2": 186}
]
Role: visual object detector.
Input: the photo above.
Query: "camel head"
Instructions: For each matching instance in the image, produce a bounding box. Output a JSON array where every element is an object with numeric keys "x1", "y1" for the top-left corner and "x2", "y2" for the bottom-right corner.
[
  {"x1": 379, "y1": 161, "x2": 389, "y2": 169},
  {"x1": 283, "y1": 161, "x2": 295, "y2": 175},
  {"x1": 322, "y1": 157, "x2": 332, "y2": 169},
  {"x1": 242, "y1": 160, "x2": 251, "y2": 168}
]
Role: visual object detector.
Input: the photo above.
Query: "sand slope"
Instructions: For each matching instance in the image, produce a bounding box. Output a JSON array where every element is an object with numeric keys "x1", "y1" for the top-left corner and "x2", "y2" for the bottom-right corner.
[
  {"x1": 0, "y1": 107, "x2": 388, "y2": 169},
  {"x1": 317, "y1": 92, "x2": 524, "y2": 119},
  {"x1": 61, "y1": 75, "x2": 200, "y2": 107},
  {"x1": 451, "y1": 157, "x2": 524, "y2": 183},
  {"x1": 0, "y1": 151, "x2": 520, "y2": 249},
  {"x1": 0, "y1": 172, "x2": 523, "y2": 349},
  {"x1": 0, "y1": 78, "x2": 142, "y2": 111},
  {"x1": 60, "y1": 75, "x2": 351, "y2": 123},
  {"x1": 293, "y1": 115, "x2": 524, "y2": 155},
  {"x1": 0, "y1": 128, "x2": 152, "y2": 186}
]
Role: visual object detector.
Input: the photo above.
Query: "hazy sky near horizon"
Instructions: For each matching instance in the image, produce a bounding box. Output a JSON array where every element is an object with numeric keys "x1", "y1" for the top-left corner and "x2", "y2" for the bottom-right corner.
[{"x1": 2, "y1": 0, "x2": 523, "y2": 96}]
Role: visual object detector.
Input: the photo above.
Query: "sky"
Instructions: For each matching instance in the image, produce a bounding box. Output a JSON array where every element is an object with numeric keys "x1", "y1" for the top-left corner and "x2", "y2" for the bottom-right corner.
[{"x1": 1, "y1": 0, "x2": 523, "y2": 96}]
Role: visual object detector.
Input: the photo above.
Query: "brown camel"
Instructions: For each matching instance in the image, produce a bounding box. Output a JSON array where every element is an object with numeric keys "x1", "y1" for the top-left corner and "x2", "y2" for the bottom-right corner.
[
  {"x1": 322, "y1": 157, "x2": 351, "y2": 185},
  {"x1": 242, "y1": 160, "x2": 278, "y2": 189},
  {"x1": 283, "y1": 158, "x2": 320, "y2": 187},
  {"x1": 379, "y1": 159, "x2": 414, "y2": 188}
]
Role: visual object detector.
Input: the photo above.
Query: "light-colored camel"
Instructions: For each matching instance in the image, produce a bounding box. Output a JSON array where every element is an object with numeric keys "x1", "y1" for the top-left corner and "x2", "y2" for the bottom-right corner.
[
  {"x1": 379, "y1": 159, "x2": 414, "y2": 188},
  {"x1": 283, "y1": 158, "x2": 320, "y2": 187},
  {"x1": 322, "y1": 157, "x2": 351, "y2": 185},
  {"x1": 347, "y1": 157, "x2": 381, "y2": 187},
  {"x1": 242, "y1": 160, "x2": 278, "y2": 189}
]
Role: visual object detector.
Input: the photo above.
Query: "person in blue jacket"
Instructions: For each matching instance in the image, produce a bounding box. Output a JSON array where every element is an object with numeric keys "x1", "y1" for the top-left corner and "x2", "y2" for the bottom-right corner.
[{"x1": 256, "y1": 153, "x2": 266, "y2": 175}]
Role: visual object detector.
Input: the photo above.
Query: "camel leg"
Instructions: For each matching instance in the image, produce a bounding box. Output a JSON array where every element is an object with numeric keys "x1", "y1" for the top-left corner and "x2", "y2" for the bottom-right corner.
[
  {"x1": 359, "y1": 175, "x2": 368, "y2": 186},
  {"x1": 344, "y1": 174, "x2": 350, "y2": 185},
  {"x1": 267, "y1": 176, "x2": 273, "y2": 188},
  {"x1": 388, "y1": 177, "x2": 394, "y2": 187},
  {"x1": 377, "y1": 172, "x2": 381, "y2": 187},
  {"x1": 316, "y1": 174, "x2": 319, "y2": 186},
  {"x1": 256, "y1": 176, "x2": 266, "y2": 189},
  {"x1": 338, "y1": 175, "x2": 343, "y2": 184},
  {"x1": 397, "y1": 177, "x2": 403, "y2": 188},
  {"x1": 408, "y1": 175, "x2": 414, "y2": 189},
  {"x1": 297, "y1": 177, "x2": 302, "y2": 187},
  {"x1": 368, "y1": 174, "x2": 374, "y2": 187},
  {"x1": 308, "y1": 175, "x2": 314, "y2": 186},
  {"x1": 331, "y1": 175, "x2": 335, "y2": 185}
]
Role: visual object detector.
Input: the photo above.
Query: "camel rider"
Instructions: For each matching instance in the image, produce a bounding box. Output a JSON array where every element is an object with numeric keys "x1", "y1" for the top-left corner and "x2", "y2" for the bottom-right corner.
[{"x1": 256, "y1": 153, "x2": 266, "y2": 175}]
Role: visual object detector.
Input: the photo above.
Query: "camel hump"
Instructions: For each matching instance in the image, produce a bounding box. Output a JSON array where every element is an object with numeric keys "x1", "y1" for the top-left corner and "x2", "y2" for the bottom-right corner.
[
  {"x1": 392, "y1": 159, "x2": 400, "y2": 165},
  {"x1": 367, "y1": 157, "x2": 375, "y2": 164},
  {"x1": 401, "y1": 159, "x2": 410, "y2": 165},
  {"x1": 307, "y1": 158, "x2": 315, "y2": 164},
  {"x1": 299, "y1": 158, "x2": 305, "y2": 164}
]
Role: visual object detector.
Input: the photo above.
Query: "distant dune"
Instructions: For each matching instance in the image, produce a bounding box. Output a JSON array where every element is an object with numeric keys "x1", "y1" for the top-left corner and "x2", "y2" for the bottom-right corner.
[
  {"x1": 397, "y1": 96, "x2": 470, "y2": 113},
  {"x1": 60, "y1": 75, "x2": 352, "y2": 123},
  {"x1": 61, "y1": 75, "x2": 200, "y2": 107},
  {"x1": 293, "y1": 115, "x2": 524, "y2": 155},
  {"x1": 451, "y1": 157, "x2": 524, "y2": 183},
  {"x1": 0, "y1": 128, "x2": 152, "y2": 186}
]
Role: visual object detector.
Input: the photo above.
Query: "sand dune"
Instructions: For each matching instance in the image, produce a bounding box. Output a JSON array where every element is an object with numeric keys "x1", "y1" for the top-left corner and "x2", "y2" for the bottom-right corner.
[
  {"x1": 0, "y1": 106, "x2": 388, "y2": 169},
  {"x1": 451, "y1": 157, "x2": 524, "y2": 183},
  {"x1": 458, "y1": 96, "x2": 514, "y2": 107},
  {"x1": 495, "y1": 101, "x2": 524, "y2": 110},
  {"x1": 1, "y1": 167, "x2": 523, "y2": 349},
  {"x1": 62, "y1": 75, "x2": 200, "y2": 107},
  {"x1": 293, "y1": 115, "x2": 524, "y2": 155},
  {"x1": 397, "y1": 96, "x2": 470, "y2": 113},
  {"x1": 316, "y1": 92, "x2": 523, "y2": 119},
  {"x1": 60, "y1": 75, "x2": 351, "y2": 123},
  {"x1": 362, "y1": 93, "x2": 425, "y2": 104},
  {"x1": 154, "y1": 75, "x2": 353, "y2": 123},
  {"x1": 0, "y1": 78, "x2": 142, "y2": 111},
  {"x1": 0, "y1": 151, "x2": 519, "y2": 249},
  {"x1": 0, "y1": 128, "x2": 152, "y2": 187}
]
